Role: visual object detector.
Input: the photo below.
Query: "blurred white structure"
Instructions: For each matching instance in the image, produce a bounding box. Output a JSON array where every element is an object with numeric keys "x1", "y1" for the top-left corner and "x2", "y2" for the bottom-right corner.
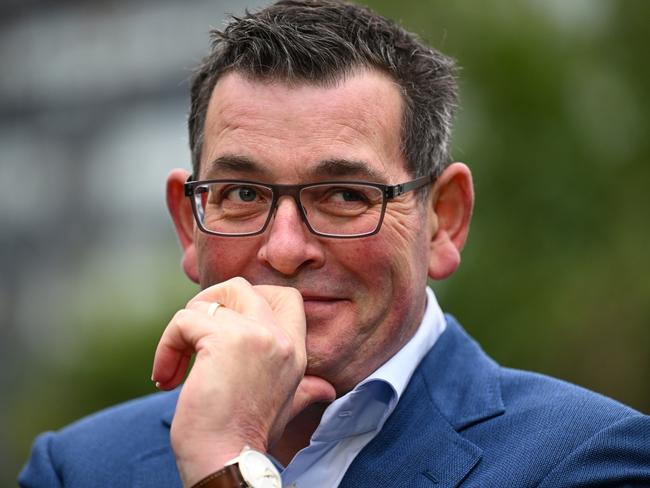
[{"x1": 0, "y1": 0, "x2": 266, "y2": 477}]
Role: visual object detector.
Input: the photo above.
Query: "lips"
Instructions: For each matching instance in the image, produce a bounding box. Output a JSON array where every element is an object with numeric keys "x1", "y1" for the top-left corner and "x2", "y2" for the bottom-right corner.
[
  {"x1": 300, "y1": 293, "x2": 347, "y2": 319},
  {"x1": 301, "y1": 295, "x2": 340, "y2": 302},
  {"x1": 301, "y1": 293, "x2": 350, "y2": 307}
]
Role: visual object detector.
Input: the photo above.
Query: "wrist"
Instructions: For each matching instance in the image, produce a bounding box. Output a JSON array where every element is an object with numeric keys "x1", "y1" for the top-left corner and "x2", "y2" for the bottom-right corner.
[
  {"x1": 177, "y1": 447, "x2": 243, "y2": 488},
  {"x1": 190, "y1": 465, "x2": 245, "y2": 488},
  {"x1": 188, "y1": 447, "x2": 281, "y2": 488},
  {"x1": 172, "y1": 430, "x2": 268, "y2": 487}
]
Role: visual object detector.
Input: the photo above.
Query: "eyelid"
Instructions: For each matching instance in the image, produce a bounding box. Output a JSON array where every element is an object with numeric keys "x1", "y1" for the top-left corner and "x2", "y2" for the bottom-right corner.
[{"x1": 222, "y1": 183, "x2": 270, "y2": 197}]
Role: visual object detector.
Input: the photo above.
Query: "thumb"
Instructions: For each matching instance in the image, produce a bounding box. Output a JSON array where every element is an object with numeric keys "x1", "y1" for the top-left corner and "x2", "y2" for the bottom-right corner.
[{"x1": 290, "y1": 375, "x2": 337, "y2": 419}]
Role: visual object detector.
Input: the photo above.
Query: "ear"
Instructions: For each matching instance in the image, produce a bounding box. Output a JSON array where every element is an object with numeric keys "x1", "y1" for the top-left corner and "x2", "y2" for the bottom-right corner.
[
  {"x1": 166, "y1": 168, "x2": 199, "y2": 283},
  {"x1": 427, "y1": 162, "x2": 474, "y2": 280}
]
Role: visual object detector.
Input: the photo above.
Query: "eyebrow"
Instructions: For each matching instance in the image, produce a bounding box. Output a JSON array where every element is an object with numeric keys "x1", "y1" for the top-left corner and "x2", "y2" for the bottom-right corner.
[
  {"x1": 203, "y1": 154, "x2": 270, "y2": 178},
  {"x1": 202, "y1": 154, "x2": 387, "y2": 182},
  {"x1": 309, "y1": 159, "x2": 387, "y2": 182}
]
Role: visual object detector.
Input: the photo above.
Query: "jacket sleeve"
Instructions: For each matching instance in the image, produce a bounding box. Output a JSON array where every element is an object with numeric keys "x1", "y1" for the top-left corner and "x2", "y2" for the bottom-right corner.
[
  {"x1": 538, "y1": 414, "x2": 650, "y2": 487},
  {"x1": 18, "y1": 432, "x2": 63, "y2": 488}
]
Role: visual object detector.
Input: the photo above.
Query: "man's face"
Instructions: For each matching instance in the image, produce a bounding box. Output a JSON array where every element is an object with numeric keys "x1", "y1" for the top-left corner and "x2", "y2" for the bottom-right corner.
[{"x1": 184, "y1": 70, "x2": 437, "y2": 393}]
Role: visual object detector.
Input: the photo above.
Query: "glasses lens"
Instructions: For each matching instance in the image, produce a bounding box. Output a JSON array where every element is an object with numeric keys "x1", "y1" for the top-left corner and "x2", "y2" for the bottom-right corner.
[
  {"x1": 195, "y1": 182, "x2": 273, "y2": 235},
  {"x1": 300, "y1": 183, "x2": 384, "y2": 236}
]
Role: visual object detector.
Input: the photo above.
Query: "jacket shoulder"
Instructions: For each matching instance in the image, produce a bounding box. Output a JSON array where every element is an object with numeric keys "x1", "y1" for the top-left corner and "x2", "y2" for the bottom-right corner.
[
  {"x1": 19, "y1": 390, "x2": 179, "y2": 487},
  {"x1": 463, "y1": 363, "x2": 649, "y2": 484},
  {"x1": 498, "y1": 365, "x2": 640, "y2": 427},
  {"x1": 51, "y1": 388, "x2": 177, "y2": 453},
  {"x1": 424, "y1": 318, "x2": 650, "y2": 485}
]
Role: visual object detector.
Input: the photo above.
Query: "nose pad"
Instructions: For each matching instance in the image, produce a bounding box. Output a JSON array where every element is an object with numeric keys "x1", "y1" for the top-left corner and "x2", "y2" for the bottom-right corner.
[
  {"x1": 270, "y1": 195, "x2": 308, "y2": 231},
  {"x1": 259, "y1": 195, "x2": 324, "y2": 275}
]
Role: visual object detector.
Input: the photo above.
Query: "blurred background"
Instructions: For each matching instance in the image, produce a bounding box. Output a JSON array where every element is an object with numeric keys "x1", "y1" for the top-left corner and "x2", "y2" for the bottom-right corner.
[{"x1": 1, "y1": 0, "x2": 648, "y2": 484}]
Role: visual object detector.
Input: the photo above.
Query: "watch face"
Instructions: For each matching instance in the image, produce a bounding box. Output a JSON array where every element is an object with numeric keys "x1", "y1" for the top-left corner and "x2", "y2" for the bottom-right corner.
[{"x1": 239, "y1": 450, "x2": 282, "y2": 488}]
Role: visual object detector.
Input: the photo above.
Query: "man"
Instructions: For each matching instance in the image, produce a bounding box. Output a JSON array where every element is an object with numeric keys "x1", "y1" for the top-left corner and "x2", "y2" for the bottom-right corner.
[{"x1": 20, "y1": 1, "x2": 650, "y2": 487}]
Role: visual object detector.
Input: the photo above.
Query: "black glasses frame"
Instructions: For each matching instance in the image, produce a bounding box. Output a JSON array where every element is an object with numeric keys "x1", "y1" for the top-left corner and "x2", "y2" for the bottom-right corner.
[{"x1": 184, "y1": 174, "x2": 435, "y2": 238}]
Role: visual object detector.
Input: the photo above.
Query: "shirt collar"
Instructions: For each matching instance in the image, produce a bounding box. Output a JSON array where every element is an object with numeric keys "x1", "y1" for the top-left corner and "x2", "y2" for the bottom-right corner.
[
  {"x1": 311, "y1": 286, "x2": 446, "y2": 442},
  {"x1": 361, "y1": 286, "x2": 446, "y2": 400}
]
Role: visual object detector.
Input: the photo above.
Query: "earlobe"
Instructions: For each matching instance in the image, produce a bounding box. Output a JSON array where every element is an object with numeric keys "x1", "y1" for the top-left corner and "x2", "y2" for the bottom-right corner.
[
  {"x1": 428, "y1": 237, "x2": 461, "y2": 280},
  {"x1": 166, "y1": 168, "x2": 200, "y2": 283},
  {"x1": 427, "y1": 163, "x2": 474, "y2": 281},
  {"x1": 181, "y1": 247, "x2": 199, "y2": 284}
]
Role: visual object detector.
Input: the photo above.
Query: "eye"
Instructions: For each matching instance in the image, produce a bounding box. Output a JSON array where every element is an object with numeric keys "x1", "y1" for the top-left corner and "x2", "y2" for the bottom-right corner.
[
  {"x1": 327, "y1": 187, "x2": 370, "y2": 203},
  {"x1": 335, "y1": 189, "x2": 367, "y2": 202},
  {"x1": 302, "y1": 184, "x2": 381, "y2": 218},
  {"x1": 237, "y1": 187, "x2": 257, "y2": 202},
  {"x1": 225, "y1": 186, "x2": 260, "y2": 202}
]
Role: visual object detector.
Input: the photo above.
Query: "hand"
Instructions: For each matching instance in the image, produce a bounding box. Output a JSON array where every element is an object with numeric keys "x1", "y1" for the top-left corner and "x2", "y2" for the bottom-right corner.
[{"x1": 151, "y1": 277, "x2": 336, "y2": 487}]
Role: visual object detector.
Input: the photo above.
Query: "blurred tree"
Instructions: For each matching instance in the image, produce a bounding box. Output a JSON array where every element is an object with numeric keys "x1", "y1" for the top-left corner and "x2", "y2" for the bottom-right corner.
[
  {"x1": 7, "y1": 0, "x2": 650, "y2": 485},
  {"x1": 366, "y1": 0, "x2": 650, "y2": 409}
]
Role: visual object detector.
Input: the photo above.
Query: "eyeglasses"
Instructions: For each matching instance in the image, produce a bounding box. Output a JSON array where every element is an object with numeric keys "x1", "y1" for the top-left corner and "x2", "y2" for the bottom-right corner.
[{"x1": 184, "y1": 174, "x2": 434, "y2": 238}]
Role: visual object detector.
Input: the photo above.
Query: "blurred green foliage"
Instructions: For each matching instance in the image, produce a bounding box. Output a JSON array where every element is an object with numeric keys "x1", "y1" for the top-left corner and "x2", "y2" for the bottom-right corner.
[
  {"x1": 6, "y1": 0, "x2": 650, "y2": 485},
  {"x1": 383, "y1": 0, "x2": 650, "y2": 411}
]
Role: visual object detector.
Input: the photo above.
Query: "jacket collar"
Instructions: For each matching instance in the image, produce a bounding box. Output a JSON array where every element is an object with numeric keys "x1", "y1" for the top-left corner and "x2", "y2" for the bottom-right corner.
[
  {"x1": 423, "y1": 315, "x2": 505, "y2": 430},
  {"x1": 340, "y1": 316, "x2": 505, "y2": 487}
]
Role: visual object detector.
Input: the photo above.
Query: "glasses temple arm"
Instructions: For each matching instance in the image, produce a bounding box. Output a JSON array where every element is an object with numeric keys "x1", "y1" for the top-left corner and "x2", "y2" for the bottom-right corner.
[{"x1": 386, "y1": 174, "x2": 435, "y2": 198}]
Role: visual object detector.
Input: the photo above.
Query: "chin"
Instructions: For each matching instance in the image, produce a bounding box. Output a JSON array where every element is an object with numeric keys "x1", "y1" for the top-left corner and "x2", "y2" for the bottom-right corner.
[{"x1": 305, "y1": 345, "x2": 340, "y2": 376}]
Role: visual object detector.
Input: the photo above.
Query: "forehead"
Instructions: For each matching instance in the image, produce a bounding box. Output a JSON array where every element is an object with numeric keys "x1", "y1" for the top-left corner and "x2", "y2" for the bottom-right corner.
[{"x1": 199, "y1": 69, "x2": 407, "y2": 182}]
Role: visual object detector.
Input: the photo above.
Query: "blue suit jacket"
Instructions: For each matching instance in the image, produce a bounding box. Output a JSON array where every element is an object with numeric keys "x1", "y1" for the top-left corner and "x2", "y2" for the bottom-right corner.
[{"x1": 20, "y1": 317, "x2": 650, "y2": 487}]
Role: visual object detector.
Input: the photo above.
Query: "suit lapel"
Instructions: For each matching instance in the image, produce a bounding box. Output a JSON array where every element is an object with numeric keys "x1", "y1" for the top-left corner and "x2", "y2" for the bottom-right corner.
[
  {"x1": 422, "y1": 316, "x2": 505, "y2": 431},
  {"x1": 340, "y1": 372, "x2": 482, "y2": 487},
  {"x1": 341, "y1": 316, "x2": 505, "y2": 487}
]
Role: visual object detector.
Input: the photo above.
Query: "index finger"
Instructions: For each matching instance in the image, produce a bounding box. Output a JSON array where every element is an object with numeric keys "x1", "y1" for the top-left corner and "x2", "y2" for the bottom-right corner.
[{"x1": 187, "y1": 277, "x2": 274, "y2": 323}]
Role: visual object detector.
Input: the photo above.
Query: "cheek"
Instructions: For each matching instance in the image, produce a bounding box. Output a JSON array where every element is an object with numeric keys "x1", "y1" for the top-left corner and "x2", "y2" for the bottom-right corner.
[
  {"x1": 196, "y1": 236, "x2": 261, "y2": 286},
  {"x1": 383, "y1": 234, "x2": 425, "y2": 311},
  {"x1": 335, "y1": 229, "x2": 424, "y2": 315},
  {"x1": 382, "y1": 214, "x2": 429, "y2": 279},
  {"x1": 333, "y1": 238, "x2": 392, "y2": 286},
  {"x1": 371, "y1": 215, "x2": 430, "y2": 311},
  {"x1": 335, "y1": 209, "x2": 427, "y2": 285}
]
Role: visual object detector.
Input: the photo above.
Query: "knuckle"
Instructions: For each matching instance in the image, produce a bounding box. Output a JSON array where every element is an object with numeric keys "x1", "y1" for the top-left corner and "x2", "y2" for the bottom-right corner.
[
  {"x1": 171, "y1": 309, "x2": 201, "y2": 333},
  {"x1": 185, "y1": 299, "x2": 205, "y2": 311},
  {"x1": 244, "y1": 325, "x2": 298, "y2": 363},
  {"x1": 276, "y1": 336, "x2": 293, "y2": 359},
  {"x1": 171, "y1": 309, "x2": 190, "y2": 328},
  {"x1": 250, "y1": 326, "x2": 275, "y2": 350},
  {"x1": 228, "y1": 276, "x2": 251, "y2": 289},
  {"x1": 276, "y1": 331, "x2": 302, "y2": 367}
]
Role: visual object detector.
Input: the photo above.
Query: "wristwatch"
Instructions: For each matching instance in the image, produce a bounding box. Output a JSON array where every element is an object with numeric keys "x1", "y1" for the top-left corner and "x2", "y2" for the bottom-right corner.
[{"x1": 191, "y1": 446, "x2": 282, "y2": 488}]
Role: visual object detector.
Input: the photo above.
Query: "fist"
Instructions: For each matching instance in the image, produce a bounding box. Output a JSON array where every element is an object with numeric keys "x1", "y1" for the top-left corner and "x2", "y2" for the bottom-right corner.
[{"x1": 151, "y1": 277, "x2": 335, "y2": 486}]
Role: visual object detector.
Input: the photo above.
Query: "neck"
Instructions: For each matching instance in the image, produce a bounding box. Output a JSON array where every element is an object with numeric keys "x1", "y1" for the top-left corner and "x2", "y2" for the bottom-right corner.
[{"x1": 270, "y1": 402, "x2": 329, "y2": 466}]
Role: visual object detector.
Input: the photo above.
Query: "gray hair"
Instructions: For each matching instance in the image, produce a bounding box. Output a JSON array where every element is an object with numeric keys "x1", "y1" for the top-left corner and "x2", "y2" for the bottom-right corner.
[{"x1": 188, "y1": 0, "x2": 458, "y2": 181}]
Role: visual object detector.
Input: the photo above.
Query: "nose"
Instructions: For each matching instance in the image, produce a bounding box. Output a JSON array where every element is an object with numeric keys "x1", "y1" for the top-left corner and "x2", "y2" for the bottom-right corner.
[{"x1": 257, "y1": 196, "x2": 325, "y2": 276}]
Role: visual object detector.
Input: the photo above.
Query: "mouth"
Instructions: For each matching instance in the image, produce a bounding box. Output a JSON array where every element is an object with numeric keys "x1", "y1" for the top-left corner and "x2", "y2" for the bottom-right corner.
[
  {"x1": 300, "y1": 293, "x2": 347, "y2": 318},
  {"x1": 300, "y1": 291, "x2": 348, "y2": 303},
  {"x1": 301, "y1": 294, "x2": 340, "y2": 302}
]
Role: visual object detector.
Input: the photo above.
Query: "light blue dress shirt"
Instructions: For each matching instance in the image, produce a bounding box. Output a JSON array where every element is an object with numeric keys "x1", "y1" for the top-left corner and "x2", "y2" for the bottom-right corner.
[{"x1": 280, "y1": 287, "x2": 446, "y2": 487}]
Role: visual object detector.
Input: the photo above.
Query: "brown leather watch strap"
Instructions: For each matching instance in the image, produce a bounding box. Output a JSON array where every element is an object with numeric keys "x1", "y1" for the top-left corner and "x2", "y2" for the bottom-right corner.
[{"x1": 190, "y1": 464, "x2": 247, "y2": 488}]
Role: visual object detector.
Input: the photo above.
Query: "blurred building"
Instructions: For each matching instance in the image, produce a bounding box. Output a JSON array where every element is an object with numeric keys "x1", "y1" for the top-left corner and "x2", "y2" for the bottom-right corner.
[{"x1": 0, "y1": 0, "x2": 267, "y2": 481}]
